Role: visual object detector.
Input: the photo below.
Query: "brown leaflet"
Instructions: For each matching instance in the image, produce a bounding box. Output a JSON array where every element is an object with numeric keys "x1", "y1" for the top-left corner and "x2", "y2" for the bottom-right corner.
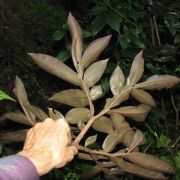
[
  {"x1": 49, "y1": 89, "x2": 88, "y2": 107},
  {"x1": 85, "y1": 134, "x2": 97, "y2": 147}
]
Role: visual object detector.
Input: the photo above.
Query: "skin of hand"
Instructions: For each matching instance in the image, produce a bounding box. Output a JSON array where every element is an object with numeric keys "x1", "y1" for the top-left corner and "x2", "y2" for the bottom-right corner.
[{"x1": 18, "y1": 118, "x2": 78, "y2": 176}]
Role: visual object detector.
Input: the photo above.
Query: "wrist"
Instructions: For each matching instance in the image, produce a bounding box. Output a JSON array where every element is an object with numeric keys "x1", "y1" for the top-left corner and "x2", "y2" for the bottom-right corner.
[{"x1": 18, "y1": 150, "x2": 54, "y2": 176}]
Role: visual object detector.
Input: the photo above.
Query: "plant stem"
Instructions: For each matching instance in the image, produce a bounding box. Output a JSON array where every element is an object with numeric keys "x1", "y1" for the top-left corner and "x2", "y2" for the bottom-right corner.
[
  {"x1": 77, "y1": 144, "x2": 127, "y2": 158},
  {"x1": 73, "y1": 87, "x2": 132, "y2": 144},
  {"x1": 170, "y1": 91, "x2": 179, "y2": 131}
]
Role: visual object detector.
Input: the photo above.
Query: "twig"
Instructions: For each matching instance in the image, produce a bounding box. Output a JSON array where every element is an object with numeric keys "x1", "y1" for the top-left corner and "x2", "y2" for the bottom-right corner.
[
  {"x1": 149, "y1": 16, "x2": 155, "y2": 46},
  {"x1": 170, "y1": 91, "x2": 179, "y2": 131},
  {"x1": 73, "y1": 87, "x2": 132, "y2": 144},
  {"x1": 102, "y1": 0, "x2": 136, "y2": 26},
  {"x1": 171, "y1": 135, "x2": 180, "y2": 148},
  {"x1": 153, "y1": 16, "x2": 161, "y2": 46},
  {"x1": 76, "y1": 144, "x2": 127, "y2": 158},
  {"x1": 161, "y1": 97, "x2": 169, "y2": 136}
]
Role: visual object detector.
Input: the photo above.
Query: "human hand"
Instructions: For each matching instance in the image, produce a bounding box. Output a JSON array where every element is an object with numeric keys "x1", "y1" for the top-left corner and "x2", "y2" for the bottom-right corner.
[{"x1": 18, "y1": 118, "x2": 77, "y2": 176}]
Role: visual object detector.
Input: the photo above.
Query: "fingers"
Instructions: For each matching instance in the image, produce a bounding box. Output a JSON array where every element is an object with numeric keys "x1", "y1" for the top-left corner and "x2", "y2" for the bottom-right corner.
[{"x1": 55, "y1": 146, "x2": 78, "y2": 168}]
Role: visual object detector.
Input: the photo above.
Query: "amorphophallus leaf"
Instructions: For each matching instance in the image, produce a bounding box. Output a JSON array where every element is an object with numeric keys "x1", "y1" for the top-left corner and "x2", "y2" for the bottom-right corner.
[
  {"x1": 49, "y1": 89, "x2": 88, "y2": 107},
  {"x1": 81, "y1": 35, "x2": 111, "y2": 68},
  {"x1": 28, "y1": 53, "x2": 81, "y2": 86},
  {"x1": 110, "y1": 104, "x2": 151, "y2": 122},
  {"x1": 110, "y1": 66, "x2": 125, "y2": 96},
  {"x1": 131, "y1": 88, "x2": 156, "y2": 107},
  {"x1": 84, "y1": 59, "x2": 109, "y2": 87},
  {"x1": 65, "y1": 108, "x2": 90, "y2": 124},
  {"x1": 135, "y1": 75, "x2": 180, "y2": 90},
  {"x1": 126, "y1": 51, "x2": 144, "y2": 86},
  {"x1": 92, "y1": 116, "x2": 113, "y2": 133}
]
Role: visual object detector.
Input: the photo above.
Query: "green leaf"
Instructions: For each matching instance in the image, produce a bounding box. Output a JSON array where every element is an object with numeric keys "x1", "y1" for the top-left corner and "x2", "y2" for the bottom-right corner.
[
  {"x1": 105, "y1": 11, "x2": 122, "y2": 32},
  {"x1": 91, "y1": 15, "x2": 105, "y2": 35},
  {"x1": 0, "y1": 90, "x2": 15, "y2": 101},
  {"x1": 89, "y1": 6, "x2": 107, "y2": 16},
  {"x1": 157, "y1": 134, "x2": 171, "y2": 149},
  {"x1": 57, "y1": 50, "x2": 70, "y2": 62},
  {"x1": 175, "y1": 151, "x2": 180, "y2": 168},
  {"x1": 119, "y1": 36, "x2": 129, "y2": 50},
  {"x1": 49, "y1": 89, "x2": 88, "y2": 107},
  {"x1": 130, "y1": 34, "x2": 145, "y2": 49},
  {"x1": 52, "y1": 29, "x2": 65, "y2": 41}
]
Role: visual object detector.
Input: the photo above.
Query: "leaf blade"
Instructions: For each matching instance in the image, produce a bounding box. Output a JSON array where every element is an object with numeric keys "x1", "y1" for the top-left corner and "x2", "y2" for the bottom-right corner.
[
  {"x1": 84, "y1": 59, "x2": 109, "y2": 87},
  {"x1": 126, "y1": 51, "x2": 144, "y2": 86},
  {"x1": 28, "y1": 53, "x2": 80, "y2": 86},
  {"x1": 65, "y1": 108, "x2": 90, "y2": 124},
  {"x1": 49, "y1": 89, "x2": 88, "y2": 107},
  {"x1": 135, "y1": 75, "x2": 180, "y2": 90},
  {"x1": 110, "y1": 66, "x2": 125, "y2": 96},
  {"x1": 81, "y1": 35, "x2": 111, "y2": 68}
]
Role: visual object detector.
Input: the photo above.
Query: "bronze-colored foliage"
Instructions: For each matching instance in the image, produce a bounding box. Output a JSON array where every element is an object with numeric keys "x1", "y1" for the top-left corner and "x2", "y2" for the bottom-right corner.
[
  {"x1": 2, "y1": 13, "x2": 179, "y2": 179},
  {"x1": 49, "y1": 89, "x2": 88, "y2": 107}
]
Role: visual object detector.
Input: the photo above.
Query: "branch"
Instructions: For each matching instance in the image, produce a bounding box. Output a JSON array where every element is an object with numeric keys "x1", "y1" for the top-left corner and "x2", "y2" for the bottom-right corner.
[{"x1": 76, "y1": 144, "x2": 127, "y2": 158}]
